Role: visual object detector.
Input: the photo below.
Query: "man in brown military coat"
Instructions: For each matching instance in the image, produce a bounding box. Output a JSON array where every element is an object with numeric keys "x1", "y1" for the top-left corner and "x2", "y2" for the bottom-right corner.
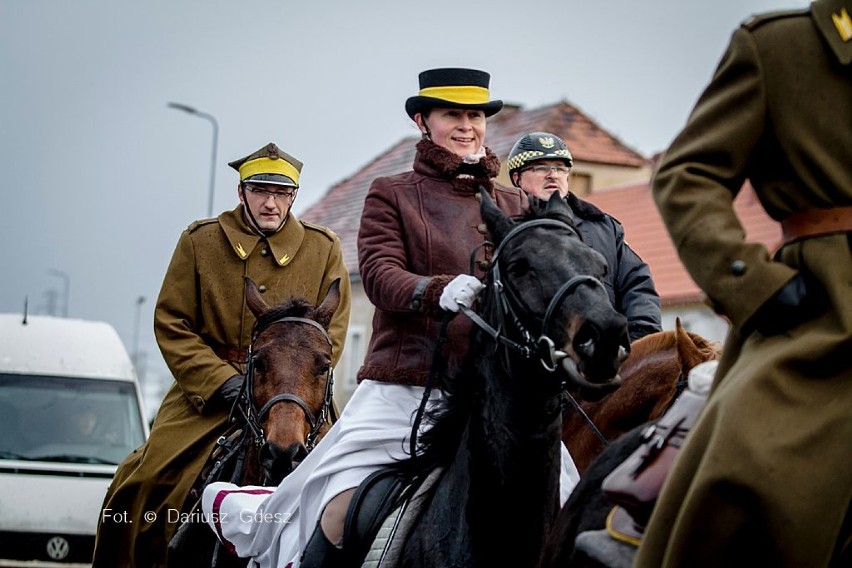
[
  {"x1": 636, "y1": 1, "x2": 852, "y2": 566},
  {"x1": 92, "y1": 143, "x2": 351, "y2": 567}
]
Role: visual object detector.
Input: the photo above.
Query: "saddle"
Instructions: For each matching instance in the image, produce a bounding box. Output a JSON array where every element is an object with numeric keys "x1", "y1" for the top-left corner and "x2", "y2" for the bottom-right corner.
[
  {"x1": 575, "y1": 360, "x2": 718, "y2": 564},
  {"x1": 601, "y1": 376, "x2": 711, "y2": 528},
  {"x1": 341, "y1": 467, "x2": 412, "y2": 565},
  {"x1": 301, "y1": 466, "x2": 443, "y2": 568},
  {"x1": 167, "y1": 426, "x2": 247, "y2": 565}
]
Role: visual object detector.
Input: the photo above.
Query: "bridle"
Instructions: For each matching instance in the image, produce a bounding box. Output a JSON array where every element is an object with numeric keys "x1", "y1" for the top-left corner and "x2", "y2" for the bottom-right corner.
[
  {"x1": 460, "y1": 218, "x2": 607, "y2": 372},
  {"x1": 236, "y1": 316, "x2": 337, "y2": 453},
  {"x1": 411, "y1": 216, "x2": 609, "y2": 460}
]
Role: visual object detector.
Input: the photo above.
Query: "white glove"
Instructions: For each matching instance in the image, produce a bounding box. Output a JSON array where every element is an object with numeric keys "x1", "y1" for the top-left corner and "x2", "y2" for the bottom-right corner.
[{"x1": 439, "y1": 274, "x2": 485, "y2": 312}]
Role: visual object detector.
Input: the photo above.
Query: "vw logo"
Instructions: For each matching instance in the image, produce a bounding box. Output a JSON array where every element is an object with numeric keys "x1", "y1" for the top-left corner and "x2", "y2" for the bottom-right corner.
[{"x1": 46, "y1": 536, "x2": 70, "y2": 560}]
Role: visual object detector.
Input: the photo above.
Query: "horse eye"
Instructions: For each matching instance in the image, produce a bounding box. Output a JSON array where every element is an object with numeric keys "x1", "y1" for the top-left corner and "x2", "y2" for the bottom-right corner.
[
  {"x1": 315, "y1": 357, "x2": 331, "y2": 376},
  {"x1": 507, "y1": 257, "x2": 530, "y2": 276},
  {"x1": 252, "y1": 355, "x2": 267, "y2": 373}
]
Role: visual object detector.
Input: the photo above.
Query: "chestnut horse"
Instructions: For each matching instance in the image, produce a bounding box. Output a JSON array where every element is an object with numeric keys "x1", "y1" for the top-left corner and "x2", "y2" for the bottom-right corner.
[
  {"x1": 542, "y1": 320, "x2": 719, "y2": 567},
  {"x1": 168, "y1": 277, "x2": 340, "y2": 568},
  {"x1": 563, "y1": 318, "x2": 720, "y2": 474}
]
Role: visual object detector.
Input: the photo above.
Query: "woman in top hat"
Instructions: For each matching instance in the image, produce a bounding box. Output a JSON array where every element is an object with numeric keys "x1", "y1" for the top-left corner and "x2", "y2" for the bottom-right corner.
[{"x1": 202, "y1": 68, "x2": 582, "y2": 568}]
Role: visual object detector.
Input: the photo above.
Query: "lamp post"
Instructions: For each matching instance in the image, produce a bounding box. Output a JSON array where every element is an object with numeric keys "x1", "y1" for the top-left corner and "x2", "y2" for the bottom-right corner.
[
  {"x1": 47, "y1": 268, "x2": 70, "y2": 317},
  {"x1": 167, "y1": 102, "x2": 219, "y2": 218},
  {"x1": 132, "y1": 296, "x2": 146, "y2": 370}
]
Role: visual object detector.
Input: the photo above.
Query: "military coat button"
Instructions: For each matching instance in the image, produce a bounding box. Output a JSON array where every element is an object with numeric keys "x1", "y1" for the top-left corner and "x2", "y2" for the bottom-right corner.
[
  {"x1": 258, "y1": 285, "x2": 267, "y2": 293},
  {"x1": 260, "y1": 248, "x2": 269, "y2": 257},
  {"x1": 731, "y1": 260, "x2": 747, "y2": 276}
]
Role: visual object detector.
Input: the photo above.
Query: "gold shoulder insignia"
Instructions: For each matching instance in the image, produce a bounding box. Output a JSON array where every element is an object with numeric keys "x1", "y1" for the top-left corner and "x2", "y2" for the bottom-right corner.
[
  {"x1": 235, "y1": 243, "x2": 247, "y2": 259},
  {"x1": 833, "y1": 7, "x2": 852, "y2": 41},
  {"x1": 279, "y1": 254, "x2": 290, "y2": 265}
]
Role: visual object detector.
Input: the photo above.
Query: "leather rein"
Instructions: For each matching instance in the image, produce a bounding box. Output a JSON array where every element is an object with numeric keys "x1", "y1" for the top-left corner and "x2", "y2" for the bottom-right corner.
[{"x1": 236, "y1": 316, "x2": 337, "y2": 453}]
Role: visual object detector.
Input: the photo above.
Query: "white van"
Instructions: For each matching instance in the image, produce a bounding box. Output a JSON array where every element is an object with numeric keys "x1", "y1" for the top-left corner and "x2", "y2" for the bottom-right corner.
[{"x1": 0, "y1": 314, "x2": 149, "y2": 566}]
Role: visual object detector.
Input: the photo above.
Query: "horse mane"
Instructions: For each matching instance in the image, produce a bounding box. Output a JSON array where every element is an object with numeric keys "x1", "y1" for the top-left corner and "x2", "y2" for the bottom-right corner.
[
  {"x1": 522, "y1": 201, "x2": 579, "y2": 232},
  {"x1": 253, "y1": 297, "x2": 316, "y2": 332},
  {"x1": 630, "y1": 328, "x2": 720, "y2": 361}
]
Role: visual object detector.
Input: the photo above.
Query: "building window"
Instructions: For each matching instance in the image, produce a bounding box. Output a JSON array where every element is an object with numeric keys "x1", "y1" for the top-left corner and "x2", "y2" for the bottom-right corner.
[
  {"x1": 340, "y1": 325, "x2": 366, "y2": 395},
  {"x1": 570, "y1": 172, "x2": 592, "y2": 197}
]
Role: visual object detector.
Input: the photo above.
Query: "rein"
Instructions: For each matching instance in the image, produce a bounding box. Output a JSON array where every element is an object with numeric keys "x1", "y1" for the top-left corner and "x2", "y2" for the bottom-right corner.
[{"x1": 237, "y1": 316, "x2": 337, "y2": 454}]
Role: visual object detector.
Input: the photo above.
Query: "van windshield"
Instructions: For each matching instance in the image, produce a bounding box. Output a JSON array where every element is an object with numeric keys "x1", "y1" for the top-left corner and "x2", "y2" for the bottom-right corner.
[{"x1": 0, "y1": 374, "x2": 146, "y2": 465}]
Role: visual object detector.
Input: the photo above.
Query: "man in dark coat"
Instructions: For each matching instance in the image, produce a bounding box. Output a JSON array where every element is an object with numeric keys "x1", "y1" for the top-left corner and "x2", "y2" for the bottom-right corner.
[
  {"x1": 636, "y1": 1, "x2": 852, "y2": 565},
  {"x1": 507, "y1": 132, "x2": 662, "y2": 342}
]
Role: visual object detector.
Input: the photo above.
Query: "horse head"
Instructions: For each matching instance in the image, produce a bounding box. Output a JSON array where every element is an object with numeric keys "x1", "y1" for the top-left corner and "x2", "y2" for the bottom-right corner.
[
  {"x1": 562, "y1": 318, "x2": 721, "y2": 473},
  {"x1": 243, "y1": 277, "x2": 340, "y2": 485},
  {"x1": 480, "y1": 189, "x2": 630, "y2": 396}
]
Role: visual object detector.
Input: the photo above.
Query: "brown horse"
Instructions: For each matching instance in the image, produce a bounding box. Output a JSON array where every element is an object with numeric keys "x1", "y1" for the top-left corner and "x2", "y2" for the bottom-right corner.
[
  {"x1": 542, "y1": 320, "x2": 719, "y2": 567},
  {"x1": 168, "y1": 276, "x2": 341, "y2": 568},
  {"x1": 563, "y1": 318, "x2": 720, "y2": 474}
]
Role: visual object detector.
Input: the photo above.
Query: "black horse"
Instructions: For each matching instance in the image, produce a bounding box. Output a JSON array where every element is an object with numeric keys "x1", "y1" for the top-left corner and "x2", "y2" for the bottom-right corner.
[{"x1": 387, "y1": 190, "x2": 630, "y2": 568}]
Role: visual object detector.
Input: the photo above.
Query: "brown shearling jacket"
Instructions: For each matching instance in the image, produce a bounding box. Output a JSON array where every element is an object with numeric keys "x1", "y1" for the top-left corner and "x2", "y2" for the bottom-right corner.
[{"x1": 357, "y1": 140, "x2": 526, "y2": 387}]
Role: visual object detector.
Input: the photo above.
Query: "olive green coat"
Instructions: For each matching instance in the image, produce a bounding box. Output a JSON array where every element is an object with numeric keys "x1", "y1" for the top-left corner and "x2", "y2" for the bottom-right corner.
[
  {"x1": 638, "y1": 2, "x2": 852, "y2": 566},
  {"x1": 92, "y1": 205, "x2": 351, "y2": 568}
]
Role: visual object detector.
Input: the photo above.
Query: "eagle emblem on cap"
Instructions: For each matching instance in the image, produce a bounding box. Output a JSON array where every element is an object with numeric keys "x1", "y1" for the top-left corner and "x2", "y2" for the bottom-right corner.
[
  {"x1": 539, "y1": 136, "x2": 555, "y2": 148},
  {"x1": 833, "y1": 7, "x2": 852, "y2": 41},
  {"x1": 266, "y1": 143, "x2": 280, "y2": 160}
]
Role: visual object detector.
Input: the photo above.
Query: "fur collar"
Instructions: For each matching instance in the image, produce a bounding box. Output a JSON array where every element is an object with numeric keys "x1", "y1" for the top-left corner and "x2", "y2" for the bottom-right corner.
[
  {"x1": 413, "y1": 139, "x2": 500, "y2": 194},
  {"x1": 567, "y1": 192, "x2": 606, "y2": 221}
]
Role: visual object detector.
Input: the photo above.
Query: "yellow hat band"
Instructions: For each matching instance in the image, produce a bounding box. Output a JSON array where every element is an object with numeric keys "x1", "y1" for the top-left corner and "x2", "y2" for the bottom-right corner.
[
  {"x1": 419, "y1": 85, "x2": 491, "y2": 105},
  {"x1": 239, "y1": 157, "x2": 300, "y2": 185}
]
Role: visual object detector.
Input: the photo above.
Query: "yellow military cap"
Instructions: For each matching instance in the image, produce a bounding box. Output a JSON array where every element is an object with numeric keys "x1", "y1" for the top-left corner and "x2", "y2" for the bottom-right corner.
[{"x1": 228, "y1": 142, "x2": 303, "y2": 188}]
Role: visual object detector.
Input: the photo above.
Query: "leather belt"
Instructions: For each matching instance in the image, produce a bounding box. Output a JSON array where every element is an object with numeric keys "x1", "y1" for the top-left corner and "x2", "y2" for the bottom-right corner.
[
  {"x1": 781, "y1": 206, "x2": 852, "y2": 246},
  {"x1": 213, "y1": 344, "x2": 248, "y2": 364}
]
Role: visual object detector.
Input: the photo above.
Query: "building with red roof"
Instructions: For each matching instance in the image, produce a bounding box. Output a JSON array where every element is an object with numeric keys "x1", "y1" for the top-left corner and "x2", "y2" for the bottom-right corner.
[{"x1": 302, "y1": 102, "x2": 780, "y2": 403}]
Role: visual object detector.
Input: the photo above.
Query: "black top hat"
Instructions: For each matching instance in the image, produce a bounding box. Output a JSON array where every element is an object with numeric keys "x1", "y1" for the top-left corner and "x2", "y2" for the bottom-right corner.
[{"x1": 405, "y1": 68, "x2": 503, "y2": 119}]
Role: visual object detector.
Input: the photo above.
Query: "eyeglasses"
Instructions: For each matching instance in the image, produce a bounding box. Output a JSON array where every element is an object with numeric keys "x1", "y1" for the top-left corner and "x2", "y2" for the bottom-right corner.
[
  {"x1": 526, "y1": 165, "x2": 571, "y2": 176},
  {"x1": 243, "y1": 184, "x2": 296, "y2": 199}
]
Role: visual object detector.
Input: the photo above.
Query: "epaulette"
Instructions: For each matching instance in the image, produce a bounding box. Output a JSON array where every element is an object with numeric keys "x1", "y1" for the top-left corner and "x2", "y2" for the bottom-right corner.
[
  {"x1": 742, "y1": 8, "x2": 808, "y2": 31},
  {"x1": 567, "y1": 193, "x2": 608, "y2": 222},
  {"x1": 186, "y1": 218, "x2": 218, "y2": 234},
  {"x1": 301, "y1": 220, "x2": 337, "y2": 241}
]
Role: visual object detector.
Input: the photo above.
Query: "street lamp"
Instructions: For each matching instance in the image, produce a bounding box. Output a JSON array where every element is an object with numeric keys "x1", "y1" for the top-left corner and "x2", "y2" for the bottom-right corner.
[
  {"x1": 132, "y1": 296, "x2": 146, "y2": 370},
  {"x1": 167, "y1": 102, "x2": 219, "y2": 218},
  {"x1": 48, "y1": 268, "x2": 70, "y2": 317}
]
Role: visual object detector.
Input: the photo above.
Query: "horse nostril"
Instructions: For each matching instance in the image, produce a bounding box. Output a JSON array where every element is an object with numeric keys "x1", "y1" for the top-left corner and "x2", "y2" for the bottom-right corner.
[
  {"x1": 574, "y1": 322, "x2": 600, "y2": 358},
  {"x1": 260, "y1": 441, "x2": 307, "y2": 485}
]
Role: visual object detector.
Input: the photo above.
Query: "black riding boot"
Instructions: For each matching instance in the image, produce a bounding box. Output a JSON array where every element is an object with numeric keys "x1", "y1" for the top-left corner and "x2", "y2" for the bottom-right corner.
[{"x1": 300, "y1": 521, "x2": 346, "y2": 568}]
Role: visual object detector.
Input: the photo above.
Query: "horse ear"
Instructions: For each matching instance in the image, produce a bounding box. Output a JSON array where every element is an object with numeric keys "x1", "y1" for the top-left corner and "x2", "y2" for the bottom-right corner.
[
  {"x1": 315, "y1": 279, "x2": 341, "y2": 329},
  {"x1": 674, "y1": 317, "x2": 703, "y2": 372},
  {"x1": 545, "y1": 190, "x2": 578, "y2": 225},
  {"x1": 480, "y1": 187, "x2": 514, "y2": 244},
  {"x1": 244, "y1": 276, "x2": 270, "y2": 319}
]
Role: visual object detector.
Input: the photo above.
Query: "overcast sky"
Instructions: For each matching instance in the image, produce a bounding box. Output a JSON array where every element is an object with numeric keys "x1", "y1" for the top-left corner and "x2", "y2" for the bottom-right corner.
[{"x1": 1, "y1": 0, "x2": 807, "y2": 396}]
